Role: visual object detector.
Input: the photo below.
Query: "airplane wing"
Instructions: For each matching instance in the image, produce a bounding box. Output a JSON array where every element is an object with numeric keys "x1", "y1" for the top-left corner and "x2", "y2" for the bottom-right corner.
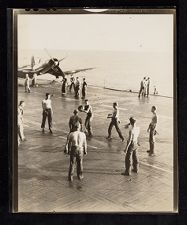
[{"x1": 64, "y1": 68, "x2": 95, "y2": 75}]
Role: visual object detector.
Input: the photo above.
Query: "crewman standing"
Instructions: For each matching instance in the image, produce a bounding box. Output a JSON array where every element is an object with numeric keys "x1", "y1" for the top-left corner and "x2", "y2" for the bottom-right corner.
[
  {"x1": 24, "y1": 74, "x2": 31, "y2": 93},
  {"x1": 61, "y1": 77, "x2": 68, "y2": 95},
  {"x1": 31, "y1": 73, "x2": 37, "y2": 87},
  {"x1": 122, "y1": 117, "x2": 140, "y2": 176},
  {"x1": 69, "y1": 75, "x2": 75, "y2": 92},
  {"x1": 41, "y1": 93, "x2": 53, "y2": 133},
  {"x1": 146, "y1": 77, "x2": 150, "y2": 97},
  {"x1": 75, "y1": 77, "x2": 80, "y2": 98},
  {"x1": 18, "y1": 100, "x2": 26, "y2": 145},
  {"x1": 82, "y1": 99, "x2": 93, "y2": 137},
  {"x1": 107, "y1": 102, "x2": 124, "y2": 142},
  {"x1": 65, "y1": 122, "x2": 87, "y2": 182},
  {"x1": 138, "y1": 77, "x2": 146, "y2": 98},
  {"x1": 81, "y1": 78, "x2": 87, "y2": 99},
  {"x1": 69, "y1": 109, "x2": 82, "y2": 132},
  {"x1": 147, "y1": 106, "x2": 158, "y2": 156}
]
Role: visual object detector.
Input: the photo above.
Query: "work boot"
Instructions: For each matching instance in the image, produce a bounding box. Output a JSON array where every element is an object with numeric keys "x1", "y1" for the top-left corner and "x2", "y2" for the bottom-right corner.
[
  {"x1": 49, "y1": 128, "x2": 53, "y2": 134},
  {"x1": 78, "y1": 175, "x2": 84, "y2": 180},
  {"x1": 68, "y1": 176, "x2": 73, "y2": 182},
  {"x1": 132, "y1": 168, "x2": 138, "y2": 173},
  {"x1": 121, "y1": 171, "x2": 130, "y2": 176}
]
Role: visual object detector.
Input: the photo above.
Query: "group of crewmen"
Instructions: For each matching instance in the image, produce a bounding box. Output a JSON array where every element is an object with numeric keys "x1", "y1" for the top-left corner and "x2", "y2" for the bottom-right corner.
[
  {"x1": 62, "y1": 75, "x2": 87, "y2": 99},
  {"x1": 18, "y1": 74, "x2": 158, "y2": 181},
  {"x1": 138, "y1": 76, "x2": 158, "y2": 98},
  {"x1": 24, "y1": 73, "x2": 88, "y2": 100}
]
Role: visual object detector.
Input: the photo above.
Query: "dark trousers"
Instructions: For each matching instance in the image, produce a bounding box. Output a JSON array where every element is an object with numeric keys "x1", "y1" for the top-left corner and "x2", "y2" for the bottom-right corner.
[
  {"x1": 85, "y1": 115, "x2": 93, "y2": 136},
  {"x1": 82, "y1": 88, "x2": 86, "y2": 98},
  {"x1": 68, "y1": 146, "x2": 84, "y2": 180},
  {"x1": 108, "y1": 119, "x2": 124, "y2": 140},
  {"x1": 41, "y1": 109, "x2": 52, "y2": 129},
  {"x1": 125, "y1": 143, "x2": 139, "y2": 174},
  {"x1": 138, "y1": 86, "x2": 144, "y2": 97},
  {"x1": 149, "y1": 128, "x2": 155, "y2": 154},
  {"x1": 147, "y1": 86, "x2": 149, "y2": 97},
  {"x1": 75, "y1": 86, "x2": 80, "y2": 97}
]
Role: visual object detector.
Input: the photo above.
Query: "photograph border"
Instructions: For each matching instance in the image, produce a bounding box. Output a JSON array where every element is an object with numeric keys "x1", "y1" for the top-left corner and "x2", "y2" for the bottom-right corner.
[{"x1": 10, "y1": 7, "x2": 178, "y2": 214}]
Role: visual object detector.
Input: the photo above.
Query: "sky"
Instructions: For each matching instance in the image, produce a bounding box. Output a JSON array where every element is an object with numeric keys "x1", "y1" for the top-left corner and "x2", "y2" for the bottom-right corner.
[{"x1": 18, "y1": 14, "x2": 173, "y2": 52}]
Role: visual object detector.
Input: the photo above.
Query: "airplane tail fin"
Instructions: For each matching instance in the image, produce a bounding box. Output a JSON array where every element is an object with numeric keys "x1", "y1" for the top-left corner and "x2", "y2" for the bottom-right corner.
[{"x1": 31, "y1": 56, "x2": 35, "y2": 69}]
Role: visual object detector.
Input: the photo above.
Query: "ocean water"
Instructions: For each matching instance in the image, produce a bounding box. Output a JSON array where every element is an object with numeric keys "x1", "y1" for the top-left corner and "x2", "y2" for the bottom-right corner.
[{"x1": 18, "y1": 49, "x2": 173, "y2": 97}]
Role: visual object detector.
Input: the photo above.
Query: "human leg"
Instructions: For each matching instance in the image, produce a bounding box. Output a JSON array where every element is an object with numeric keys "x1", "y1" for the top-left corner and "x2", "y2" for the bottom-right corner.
[
  {"x1": 76, "y1": 153, "x2": 84, "y2": 179},
  {"x1": 114, "y1": 120, "x2": 124, "y2": 141},
  {"x1": 107, "y1": 121, "x2": 114, "y2": 138},
  {"x1": 41, "y1": 110, "x2": 47, "y2": 129},
  {"x1": 132, "y1": 149, "x2": 139, "y2": 172},
  {"x1": 68, "y1": 154, "x2": 76, "y2": 181}
]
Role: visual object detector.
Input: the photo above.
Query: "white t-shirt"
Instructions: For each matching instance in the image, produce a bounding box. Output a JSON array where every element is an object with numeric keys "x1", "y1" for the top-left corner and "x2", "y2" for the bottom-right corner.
[{"x1": 42, "y1": 99, "x2": 52, "y2": 110}]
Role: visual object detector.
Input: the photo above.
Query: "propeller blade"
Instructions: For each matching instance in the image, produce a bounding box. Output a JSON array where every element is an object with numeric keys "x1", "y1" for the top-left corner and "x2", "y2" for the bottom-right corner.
[
  {"x1": 59, "y1": 57, "x2": 67, "y2": 62},
  {"x1": 44, "y1": 48, "x2": 53, "y2": 59}
]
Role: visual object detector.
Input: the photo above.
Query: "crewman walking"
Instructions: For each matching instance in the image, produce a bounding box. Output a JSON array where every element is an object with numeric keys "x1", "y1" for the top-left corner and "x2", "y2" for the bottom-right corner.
[
  {"x1": 69, "y1": 109, "x2": 82, "y2": 132},
  {"x1": 82, "y1": 99, "x2": 93, "y2": 137},
  {"x1": 41, "y1": 93, "x2": 53, "y2": 133},
  {"x1": 65, "y1": 122, "x2": 87, "y2": 182},
  {"x1": 24, "y1": 74, "x2": 31, "y2": 93},
  {"x1": 122, "y1": 117, "x2": 140, "y2": 176},
  {"x1": 18, "y1": 100, "x2": 26, "y2": 145},
  {"x1": 147, "y1": 106, "x2": 158, "y2": 156},
  {"x1": 107, "y1": 102, "x2": 124, "y2": 142}
]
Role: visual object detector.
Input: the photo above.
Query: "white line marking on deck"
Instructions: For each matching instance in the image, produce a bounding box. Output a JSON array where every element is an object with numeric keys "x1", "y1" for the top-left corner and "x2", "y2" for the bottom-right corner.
[{"x1": 140, "y1": 161, "x2": 173, "y2": 174}]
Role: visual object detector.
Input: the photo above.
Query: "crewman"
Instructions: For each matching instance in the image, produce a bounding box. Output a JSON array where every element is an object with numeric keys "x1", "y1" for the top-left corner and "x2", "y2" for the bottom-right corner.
[
  {"x1": 69, "y1": 75, "x2": 75, "y2": 92},
  {"x1": 24, "y1": 74, "x2": 31, "y2": 93},
  {"x1": 41, "y1": 93, "x2": 53, "y2": 133},
  {"x1": 146, "y1": 77, "x2": 150, "y2": 97},
  {"x1": 138, "y1": 77, "x2": 146, "y2": 98},
  {"x1": 65, "y1": 122, "x2": 87, "y2": 182},
  {"x1": 18, "y1": 100, "x2": 26, "y2": 145},
  {"x1": 31, "y1": 73, "x2": 37, "y2": 87},
  {"x1": 147, "y1": 106, "x2": 158, "y2": 156},
  {"x1": 75, "y1": 77, "x2": 80, "y2": 98},
  {"x1": 82, "y1": 99, "x2": 93, "y2": 137},
  {"x1": 122, "y1": 117, "x2": 140, "y2": 176},
  {"x1": 69, "y1": 109, "x2": 82, "y2": 132},
  {"x1": 107, "y1": 102, "x2": 124, "y2": 142},
  {"x1": 61, "y1": 77, "x2": 68, "y2": 95},
  {"x1": 81, "y1": 78, "x2": 87, "y2": 99}
]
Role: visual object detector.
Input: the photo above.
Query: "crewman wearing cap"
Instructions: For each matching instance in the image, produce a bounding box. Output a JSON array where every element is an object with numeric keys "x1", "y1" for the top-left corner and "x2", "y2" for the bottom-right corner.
[
  {"x1": 107, "y1": 102, "x2": 124, "y2": 142},
  {"x1": 65, "y1": 122, "x2": 87, "y2": 182},
  {"x1": 122, "y1": 117, "x2": 140, "y2": 176},
  {"x1": 69, "y1": 109, "x2": 82, "y2": 132}
]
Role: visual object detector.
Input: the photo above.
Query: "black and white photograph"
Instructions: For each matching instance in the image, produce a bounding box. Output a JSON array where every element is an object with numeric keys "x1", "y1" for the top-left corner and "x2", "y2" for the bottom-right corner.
[{"x1": 15, "y1": 8, "x2": 176, "y2": 212}]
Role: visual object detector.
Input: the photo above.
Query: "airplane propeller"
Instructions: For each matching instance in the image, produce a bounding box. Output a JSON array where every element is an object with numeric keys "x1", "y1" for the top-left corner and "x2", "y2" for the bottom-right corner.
[{"x1": 44, "y1": 48, "x2": 67, "y2": 66}]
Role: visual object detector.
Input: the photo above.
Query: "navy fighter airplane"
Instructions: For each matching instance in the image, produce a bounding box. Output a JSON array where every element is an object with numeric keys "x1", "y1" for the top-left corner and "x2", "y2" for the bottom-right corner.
[{"x1": 18, "y1": 49, "x2": 94, "y2": 79}]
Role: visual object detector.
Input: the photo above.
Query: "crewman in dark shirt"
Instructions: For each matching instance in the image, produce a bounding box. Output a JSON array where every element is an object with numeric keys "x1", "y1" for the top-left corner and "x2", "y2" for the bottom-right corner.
[{"x1": 69, "y1": 109, "x2": 82, "y2": 132}]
